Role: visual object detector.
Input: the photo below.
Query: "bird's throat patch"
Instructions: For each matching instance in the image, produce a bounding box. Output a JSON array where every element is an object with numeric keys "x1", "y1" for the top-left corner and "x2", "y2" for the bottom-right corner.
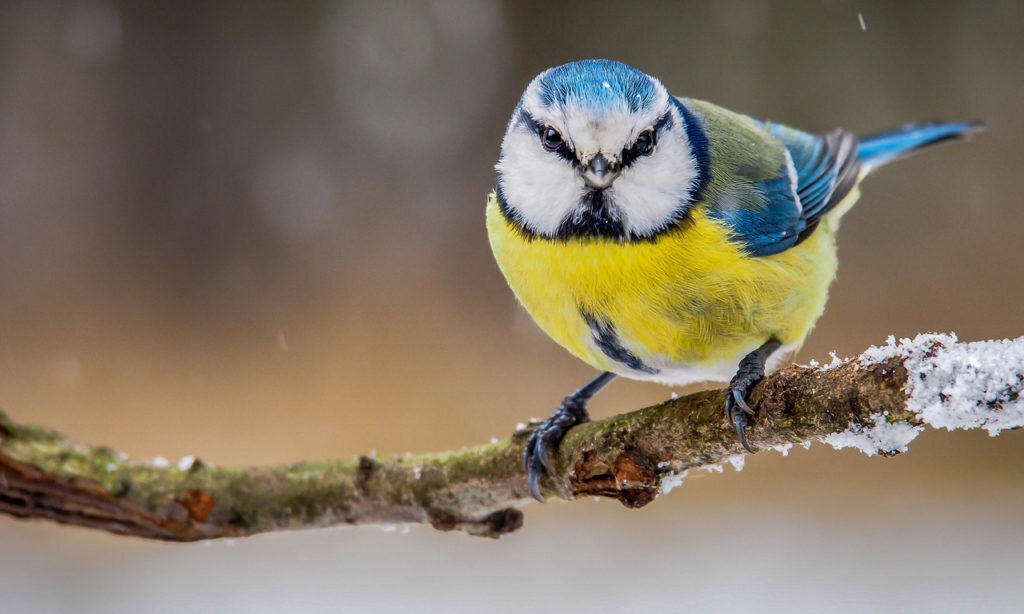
[{"x1": 556, "y1": 190, "x2": 627, "y2": 241}]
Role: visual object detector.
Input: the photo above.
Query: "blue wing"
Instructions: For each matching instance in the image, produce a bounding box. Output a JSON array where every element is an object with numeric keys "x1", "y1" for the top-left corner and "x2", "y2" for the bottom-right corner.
[
  {"x1": 707, "y1": 119, "x2": 978, "y2": 257},
  {"x1": 771, "y1": 126, "x2": 862, "y2": 238},
  {"x1": 710, "y1": 124, "x2": 861, "y2": 257},
  {"x1": 706, "y1": 164, "x2": 807, "y2": 257}
]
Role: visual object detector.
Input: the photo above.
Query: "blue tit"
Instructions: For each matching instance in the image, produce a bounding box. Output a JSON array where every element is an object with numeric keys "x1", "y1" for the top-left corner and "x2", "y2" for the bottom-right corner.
[{"x1": 487, "y1": 59, "x2": 981, "y2": 500}]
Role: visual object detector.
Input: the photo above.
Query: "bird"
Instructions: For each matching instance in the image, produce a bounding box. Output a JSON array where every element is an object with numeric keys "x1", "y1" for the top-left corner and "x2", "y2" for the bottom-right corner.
[{"x1": 486, "y1": 59, "x2": 981, "y2": 501}]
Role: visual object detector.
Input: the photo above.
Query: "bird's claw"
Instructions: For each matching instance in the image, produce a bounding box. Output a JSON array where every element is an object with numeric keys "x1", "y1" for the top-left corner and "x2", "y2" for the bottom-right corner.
[
  {"x1": 732, "y1": 410, "x2": 754, "y2": 454},
  {"x1": 725, "y1": 379, "x2": 760, "y2": 454},
  {"x1": 522, "y1": 397, "x2": 589, "y2": 502},
  {"x1": 729, "y1": 388, "x2": 754, "y2": 415}
]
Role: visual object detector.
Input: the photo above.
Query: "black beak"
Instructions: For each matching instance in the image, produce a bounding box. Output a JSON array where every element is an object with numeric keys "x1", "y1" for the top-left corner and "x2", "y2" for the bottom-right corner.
[
  {"x1": 588, "y1": 153, "x2": 610, "y2": 177},
  {"x1": 583, "y1": 153, "x2": 619, "y2": 189}
]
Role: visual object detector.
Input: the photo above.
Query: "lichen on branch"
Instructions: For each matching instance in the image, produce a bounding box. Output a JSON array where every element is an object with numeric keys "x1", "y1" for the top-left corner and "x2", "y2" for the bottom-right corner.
[{"x1": 0, "y1": 333, "x2": 1021, "y2": 539}]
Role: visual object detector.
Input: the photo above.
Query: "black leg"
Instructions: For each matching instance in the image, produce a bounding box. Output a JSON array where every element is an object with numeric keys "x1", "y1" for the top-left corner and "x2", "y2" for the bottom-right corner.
[
  {"x1": 725, "y1": 338, "x2": 782, "y2": 453},
  {"x1": 523, "y1": 371, "x2": 616, "y2": 501}
]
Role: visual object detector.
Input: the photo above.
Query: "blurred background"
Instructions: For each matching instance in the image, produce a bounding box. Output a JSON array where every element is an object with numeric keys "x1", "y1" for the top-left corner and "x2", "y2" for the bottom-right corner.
[{"x1": 1, "y1": 1, "x2": 1022, "y2": 612}]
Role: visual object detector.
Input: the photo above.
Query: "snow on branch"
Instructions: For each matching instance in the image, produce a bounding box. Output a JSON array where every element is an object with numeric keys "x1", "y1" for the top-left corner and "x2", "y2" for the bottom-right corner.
[
  {"x1": 0, "y1": 333, "x2": 1020, "y2": 540},
  {"x1": 822, "y1": 333, "x2": 1024, "y2": 455}
]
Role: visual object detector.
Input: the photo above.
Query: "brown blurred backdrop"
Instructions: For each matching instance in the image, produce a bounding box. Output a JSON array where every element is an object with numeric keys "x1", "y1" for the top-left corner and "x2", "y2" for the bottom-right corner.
[{"x1": 1, "y1": 1, "x2": 1023, "y2": 612}]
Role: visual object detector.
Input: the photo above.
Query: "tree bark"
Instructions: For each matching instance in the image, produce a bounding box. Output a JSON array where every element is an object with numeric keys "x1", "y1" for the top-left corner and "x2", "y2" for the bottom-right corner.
[{"x1": 0, "y1": 334, "x2": 1019, "y2": 539}]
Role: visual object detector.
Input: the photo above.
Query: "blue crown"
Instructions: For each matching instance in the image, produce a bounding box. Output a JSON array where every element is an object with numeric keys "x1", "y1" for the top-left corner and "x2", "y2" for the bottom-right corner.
[{"x1": 535, "y1": 60, "x2": 656, "y2": 113}]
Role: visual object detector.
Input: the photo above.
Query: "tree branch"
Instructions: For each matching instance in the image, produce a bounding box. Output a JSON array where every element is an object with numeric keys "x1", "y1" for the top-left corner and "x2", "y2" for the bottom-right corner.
[{"x1": 1, "y1": 333, "x2": 1021, "y2": 539}]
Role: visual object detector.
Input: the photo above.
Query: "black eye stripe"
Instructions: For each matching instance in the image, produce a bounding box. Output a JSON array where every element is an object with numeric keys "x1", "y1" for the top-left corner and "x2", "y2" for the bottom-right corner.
[
  {"x1": 518, "y1": 109, "x2": 577, "y2": 166},
  {"x1": 517, "y1": 108, "x2": 542, "y2": 134},
  {"x1": 517, "y1": 108, "x2": 673, "y2": 170},
  {"x1": 652, "y1": 110, "x2": 674, "y2": 136},
  {"x1": 620, "y1": 111, "x2": 673, "y2": 169},
  {"x1": 550, "y1": 142, "x2": 578, "y2": 165}
]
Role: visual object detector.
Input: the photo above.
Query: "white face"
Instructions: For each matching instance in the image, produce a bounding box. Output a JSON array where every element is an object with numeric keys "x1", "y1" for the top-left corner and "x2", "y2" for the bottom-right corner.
[{"x1": 495, "y1": 73, "x2": 701, "y2": 240}]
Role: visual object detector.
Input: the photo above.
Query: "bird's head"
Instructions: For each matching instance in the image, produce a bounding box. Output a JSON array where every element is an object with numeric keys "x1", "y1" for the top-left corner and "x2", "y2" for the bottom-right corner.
[{"x1": 496, "y1": 59, "x2": 704, "y2": 241}]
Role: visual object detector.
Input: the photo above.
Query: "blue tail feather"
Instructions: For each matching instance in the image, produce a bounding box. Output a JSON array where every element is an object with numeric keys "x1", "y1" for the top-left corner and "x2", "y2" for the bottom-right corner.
[{"x1": 857, "y1": 121, "x2": 983, "y2": 170}]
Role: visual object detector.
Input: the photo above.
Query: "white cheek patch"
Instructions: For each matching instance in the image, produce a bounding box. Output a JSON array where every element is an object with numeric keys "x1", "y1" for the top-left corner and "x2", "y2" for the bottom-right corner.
[
  {"x1": 496, "y1": 126, "x2": 584, "y2": 236},
  {"x1": 612, "y1": 116, "x2": 699, "y2": 237}
]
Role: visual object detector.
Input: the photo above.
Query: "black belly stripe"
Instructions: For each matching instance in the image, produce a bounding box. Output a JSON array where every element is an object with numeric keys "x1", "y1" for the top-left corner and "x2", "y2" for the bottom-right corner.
[{"x1": 580, "y1": 310, "x2": 659, "y2": 374}]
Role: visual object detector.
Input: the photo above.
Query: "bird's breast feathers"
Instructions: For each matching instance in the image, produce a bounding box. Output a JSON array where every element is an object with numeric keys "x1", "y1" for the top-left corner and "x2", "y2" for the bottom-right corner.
[{"x1": 486, "y1": 192, "x2": 840, "y2": 385}]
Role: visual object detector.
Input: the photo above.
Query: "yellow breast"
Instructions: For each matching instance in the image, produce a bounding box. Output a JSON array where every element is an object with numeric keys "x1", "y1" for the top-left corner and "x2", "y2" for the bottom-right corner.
[{"x1": 486, "y1": 192, "x2": 840, "y2": 382}]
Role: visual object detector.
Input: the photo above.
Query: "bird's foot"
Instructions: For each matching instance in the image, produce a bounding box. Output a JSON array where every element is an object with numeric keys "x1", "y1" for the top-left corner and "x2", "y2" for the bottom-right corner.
[
  {"x1": 724, "y1": 366, "x2": 765, "y2": 452},
  {"x1": 725, "y1": 338, "x2": 781, "y2": 453},
  {"x1": 523, "y1": 396, "x2": 590, "y2": 502}
]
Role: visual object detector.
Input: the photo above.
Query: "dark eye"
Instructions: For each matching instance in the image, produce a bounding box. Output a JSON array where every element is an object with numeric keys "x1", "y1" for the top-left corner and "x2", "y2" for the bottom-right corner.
[
  {"x1": 541, "y1": 126, "x2": 563, "y2": 151},
  {"x1": 634, "y1": 130, "x2": 655, "y2": 156}
]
